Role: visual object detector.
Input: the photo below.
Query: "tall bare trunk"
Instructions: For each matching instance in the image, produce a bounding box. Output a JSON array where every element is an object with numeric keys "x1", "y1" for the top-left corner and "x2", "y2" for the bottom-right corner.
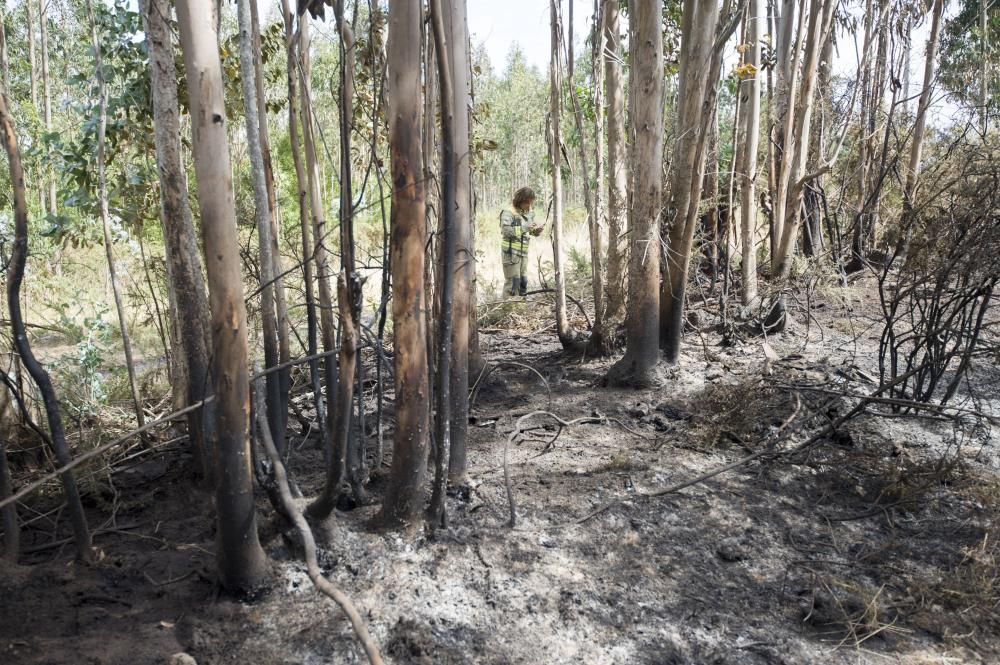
[
  {"x1": 605, "y1": 0, "x2": 663, "y2": 387},
  {"x1": 549, "y1": 0, "x2": 575, "y2": 350},
  {"x1": 25, "y1": 2, "x2": 38, "y2": 110},
  {"x1": 739, "y1": 0, "x2": 762, "y2": 305},
  {"x1": 0, "y1": 6, "x2": 9, "y2": 96},
  {"x1": 281, "y1": 0, "x2": 325, "y2": 454},
  {"x1": 772, "y1": 0, "x2": 837, "y2": 278},
  {"x1": 896, "y1": 0, "x2": 943, "y2": 259},
  {"x1": 660, "y1": 0, "x2": 721, "y2": 363},
  {"x1": 0, "y1": 29, "x2": 18, "y2": 557},
  {"x1": 236, "y1": 0, "x2": 282, "y2": 450},
  {"x1": 703, "y1": 111, "x2": 721, "y2": 292},
  {"x1": 564, "y1": 0, "x2": 607, "y2": 355},
  {"x1": 1, "y1": 86, "x2": 93, "y2": 563},
  {"x1": 381, "y1": 0, "x2": 429, "y2": 528},
  {"x1": 250, "y1": 0, "x2": 291, "y2": 444},
  {"x1": 142, "y1": 0, "x2": 213, "y2": 480},
  {"x1": 87, "y1": 0, "x2": 145, "y2": 437},
  {"x1": 39, "y1": 0, "x2": 55, "y2": 216},
  {"x1": 602, "y1": 0, "x2": 626, "y2": 323},
  {"x1": 445, "y1": 0, "x2": 472, "y2": 482},
  {"x1": 175, "y1": 0, "x2": 267, "y2": 593},
  {"x1": 427, "y1": 0, "x2": 456, "y2": 528}
]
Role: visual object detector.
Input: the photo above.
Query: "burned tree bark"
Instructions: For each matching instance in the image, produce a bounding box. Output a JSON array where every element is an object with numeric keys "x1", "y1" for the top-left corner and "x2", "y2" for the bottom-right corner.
[
  {"x1": 175, "y1": 0, "x2": 267, "y2": 593},
  {"x1": 444, "y1": 0, "x2": 473, "y2": 483},
  {"x1": 605, "y1": 0, "x2": 663, "y2": 387},
  {"x1": 427, "y1": 0, "x2": 457, "y2": 528},
  {"x1": 1, "y1": 85, "x2": 93, "y2": 564},
  {"x1": 381, "y1": 0, "x2": 430, "y2": 528}
]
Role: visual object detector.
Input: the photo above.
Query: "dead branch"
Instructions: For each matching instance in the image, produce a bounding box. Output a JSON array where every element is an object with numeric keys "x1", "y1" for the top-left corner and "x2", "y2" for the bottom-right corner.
[
  {"x1": 253, "y1": 379, "x2": 383, "y2": 665},
  {"x1": 504, "y1": 410, "x2": 611, "y2": 528},
  {"x1": 469, "y1": 361, "x2": 552, "y2": 411}
]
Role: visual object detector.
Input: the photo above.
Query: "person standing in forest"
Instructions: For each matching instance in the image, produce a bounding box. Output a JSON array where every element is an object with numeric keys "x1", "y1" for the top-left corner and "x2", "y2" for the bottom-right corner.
[{"x1": 500, "y1": 186, "x2": 543, "y2": 297}]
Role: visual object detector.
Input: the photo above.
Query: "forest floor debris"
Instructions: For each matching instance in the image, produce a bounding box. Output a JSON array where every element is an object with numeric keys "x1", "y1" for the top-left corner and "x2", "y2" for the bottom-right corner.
[{"x1": 2, "y1": 278, "x2": 999, "y2": 664}]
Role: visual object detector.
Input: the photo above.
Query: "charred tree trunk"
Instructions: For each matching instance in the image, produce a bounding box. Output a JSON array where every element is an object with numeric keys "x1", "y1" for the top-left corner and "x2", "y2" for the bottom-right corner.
[
  {"x1": 176, "y1": 0, "x2": 267, "y2": 593},
  {"x1": 605, "y1": 0, "x2": 663, "y2": 387},
  {"x1": 427, "y1": 0, "x2": 456, "y2": 528},
  {"x1": 381, "y1": 0, "x2": 429, "y2": 528},
  {"x1": 1, "y1": 86, "x2": 93, "y2": 563},
  {"x1": 444, "y1": 0, "x2": 472, "y2": 483}
]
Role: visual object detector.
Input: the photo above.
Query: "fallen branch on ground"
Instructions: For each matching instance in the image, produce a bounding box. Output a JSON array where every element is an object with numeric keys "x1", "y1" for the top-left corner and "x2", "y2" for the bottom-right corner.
[
  {"x1": 253, "y1": 379, "x2": 383, "y2": 665},
  {"x1": 504, "y1": 410, "x2": 613, "y2": 528}
]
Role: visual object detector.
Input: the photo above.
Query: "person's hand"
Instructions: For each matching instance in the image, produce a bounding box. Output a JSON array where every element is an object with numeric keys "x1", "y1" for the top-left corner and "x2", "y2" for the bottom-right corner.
[{"x1": 529, "y1": 224, "x2": 544, "y2": 236}]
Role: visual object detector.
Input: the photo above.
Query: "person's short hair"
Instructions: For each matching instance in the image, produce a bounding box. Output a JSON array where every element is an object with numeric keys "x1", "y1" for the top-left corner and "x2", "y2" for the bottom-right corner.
[{"x1": 512, "y1": 186, "x2": 536, "y2": 211}]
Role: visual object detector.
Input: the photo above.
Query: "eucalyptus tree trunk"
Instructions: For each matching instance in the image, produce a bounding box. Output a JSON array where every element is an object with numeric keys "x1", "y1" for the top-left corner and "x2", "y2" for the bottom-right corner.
[
  {"x1": 739, "y1": 0, "x2": 762, "y2": 305},
  {"x1": 281, "y1": 0, "x2": 325, "y2": 452},
  {"x1": 896, "y1": 0, "x2": 944, "y2": 259},
  {"x1": 802, "y1": 28, "x2": 832, "y2": 257},
  {"x1": 605, "y1": 0, "x2": 663, "y2": 387},
  {"x1": 87, "y1": 0, "x2": 146, "y2": 437},
  {"x1": 381, "y1": 0, "x2": 429, "y2": 529},
  {"x1": 602, "y1": 0, "x2": 626, "y2": 323},
  {"x1": 0, "y1": 6, "x2": 9, "y2": 97},
  {"x1": 38, "y1": 0, "x2": 55, "y2": 216},
  {"x1": 333, "y1": 0, "x2": 368, "y2": 502},
  {"x1": 175, "y1": 0, "x2": 267, "y2": 593},
  {"x1": 0, "y1": 46, "x2": 17, "y2": 556},
  {"x1": 142, "y1": 0, "x2": 213, "y2": 480},
  {"x1": 25, "y1": 1, "x2": 38, "y2": 109},
  {"x1": 660, "y1": 0, "x2": 720, "y2": 363},
  {"x1": 563, "y1": 0, "x2": 607, "y2": 356},
  {"x1": 236, "y1": 0, "x2": 282, "y2": 450},
  {"x1": 250, "y1": 0, "x2": 291, "y2": 444},
  {"x1": 772, "y1": 0, "x2": 838, "y2": 278},
  {"x1": 591, "y1": 0, "x2": 606, "y2": 327},
  {"x1": 24, "y1": 1, "x2": 44, "y2": 213},
  {"x1": 548, "y1": 0, "x2": 575, "y2": 350},
  {"x1": 463, "y1": 9, "x2": 484, "y2": 381},
  {"x1": 422, "y1": 17, "x2": 438, "y2": 439},
  {"x1": 0, "y1": 87, "x2": 14, "y2": 552},
  {"x1": 704, "y1": 113, "x2": 721, "y2": 293},
  {"x1": 302, "y1": 10, "x2": 351, "y2": 518},
  {"x1": 427, "y1": 0, "x2": 456, "y2": 529},
  {"x1": 444, "y1": 0, "x2": 472, "y2": 482},
  {"x1": 1, "y1": 87, "x2": 93, "y2": 564}
]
